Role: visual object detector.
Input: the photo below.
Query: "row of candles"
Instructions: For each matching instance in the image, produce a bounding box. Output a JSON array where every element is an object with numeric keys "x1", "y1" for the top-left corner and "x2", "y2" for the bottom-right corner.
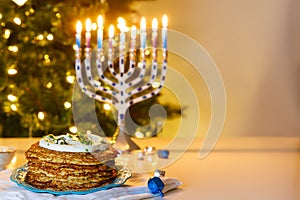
[{"x1": 75, "y1": 15, "x2": 168, "y2": 54}]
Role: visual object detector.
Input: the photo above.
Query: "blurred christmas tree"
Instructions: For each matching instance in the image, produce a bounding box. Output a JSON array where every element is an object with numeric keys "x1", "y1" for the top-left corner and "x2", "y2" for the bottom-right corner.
[{"x1": 0, "y1": 0, "x2": 180, "y2": 138}]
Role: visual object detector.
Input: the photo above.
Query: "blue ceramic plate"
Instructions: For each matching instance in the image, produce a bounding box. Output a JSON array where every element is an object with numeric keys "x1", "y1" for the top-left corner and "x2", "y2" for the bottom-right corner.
[{"x1": 10, "y1": 164, "x2": 131, "y2": 195}]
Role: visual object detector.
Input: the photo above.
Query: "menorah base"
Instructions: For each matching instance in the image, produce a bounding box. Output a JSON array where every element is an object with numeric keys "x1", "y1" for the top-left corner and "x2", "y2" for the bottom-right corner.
[{"x1": 113, "y1": 127, "x2": 140, "y2": 152}]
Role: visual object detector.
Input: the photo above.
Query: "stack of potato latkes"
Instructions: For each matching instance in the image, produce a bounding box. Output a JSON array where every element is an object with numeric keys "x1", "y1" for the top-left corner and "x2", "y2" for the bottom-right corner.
[{"x1": 24, "y1": 142, "x2": 119, "y2": 191}]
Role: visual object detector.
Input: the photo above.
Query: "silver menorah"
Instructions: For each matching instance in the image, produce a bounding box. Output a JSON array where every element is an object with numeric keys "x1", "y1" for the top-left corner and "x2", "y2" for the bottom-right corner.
[{"x1": 74, "y1": 16, "x2": 168, "y2": 151}]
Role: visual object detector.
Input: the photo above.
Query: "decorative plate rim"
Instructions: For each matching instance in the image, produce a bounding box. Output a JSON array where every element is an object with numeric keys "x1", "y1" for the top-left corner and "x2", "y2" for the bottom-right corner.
[{"x1": 10, "y1": 164, "x2": 131, "y2": 195}]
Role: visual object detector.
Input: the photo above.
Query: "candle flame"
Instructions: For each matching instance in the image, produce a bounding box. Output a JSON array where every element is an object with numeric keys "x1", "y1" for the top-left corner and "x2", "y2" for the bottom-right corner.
[
  {"x1": 118, "y1": 17, "x2": 126, "y2": 32},
  {"x1": 131, "y1": 25, "x2": 136, "y2": 32},
  {"x1": 97, "y1": 15, "x2": 103, "y2": 29},
  {"x1": 162, "y1": 15, "x2": 168, "y2": 28},
  {"x1": 108, "y1": 25, "x2": 114, "y2": 38},
  {"x1": 85, "y1": 18, "x2": 91, "y2": 31},
  {"x1": 76, "y1": 21, "x2": 82, "y2": 33},
  {"x1": 140, "y1": 17, "x2": 146, "y2": 30},
  {"x1": 38, "y1": 111, "x2": 45, "y2": 121},
  {"x1": 152, "y1": 18, "x2": 158, "y2": 30}
]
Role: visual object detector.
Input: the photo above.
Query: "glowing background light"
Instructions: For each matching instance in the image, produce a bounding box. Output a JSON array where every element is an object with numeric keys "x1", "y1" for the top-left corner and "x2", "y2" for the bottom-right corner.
[
  {"x1": 152, "y1": 82, "x2": 161, "y2": 88},
  {"x1": 13, "y1": 17, "x2": 21, "y2": 25},
  {"x1": 103, "y1": 103, "x2": 111, "y2": 111},
  {"x1": 10, "y1": 104, "x2": 17, "y2": 111},
  {"x1": 3, "y1": 29, "x2": 11, "y2": 39},
  {"x1": 7, "y1": 94, "x2": 17, "y2": 102},
  {"x1": 8, "y1": 46, "x2": 18, "y2": 52},
  {"x1": 64, "y1": 102, "x2": 72, "y2": 109},
  {"x1": 37, "y1": 112, "x2": 45, "y2": 120},
  {"x1": 69, "y1": 126, "x2": 78, "y2": 133},
  {"x1": 11, "y1": 0, "x2": 28, "y2": 6},
  {"x1": 66, "y1": 75, "x2": 75, "y2": 84},
  {"x1": 46, "y1": 82, "x2": 52, "y2": 88},
  {"x1": 7, "y1": 68, "x2": 18, "y2": 75},
  {"x1": 47, "y1": 34, "x2": 54, "y2": 41},
  {"x1": 36, "y1": 34, "x2": 44, "y2": 40}
]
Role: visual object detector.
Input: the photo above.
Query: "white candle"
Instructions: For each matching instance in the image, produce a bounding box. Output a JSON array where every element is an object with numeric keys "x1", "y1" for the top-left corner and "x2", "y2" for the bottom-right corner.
[
  {"x1": 75, "y1": 21, "x2": 82, "y2": 49},
  {"x1": 162, "y1": 15, "x2": 168, "y2": 49},
  {"x1": 130, "y1": 25, "x2": 137, "y2": 61},
  {"x1": 108, "y1": 24, "x2": 114, "y2": 55},
  {"x1": 118, "y1": 18, "x2": 126, "y2": 74},
  {"x1": 131, "y1": 25, "x2": 136, "y2": 49},
  {"x1": 152, "y1": 18, "x2": 158, "y2": 48},
  {"x1": 131, "y1": 25, "x2": 137, "y2": 40},
  {"x1": 118, "y1": 17, "x2": 126, "y2": 43},
  {"x1": 97, "y1": 15, "x2": 103, "y2": 49},
  {"x1": 85, "y1": 18, "x2": 92, "y2": 48},
  {"x1": 140, "y1": 17, "x2": 146, "y2": 49}
]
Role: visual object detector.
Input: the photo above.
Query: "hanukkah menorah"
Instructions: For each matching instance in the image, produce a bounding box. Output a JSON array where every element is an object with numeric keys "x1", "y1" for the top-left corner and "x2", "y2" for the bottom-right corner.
[{"x1": 74, "y1": 15, "x2": 168, "y2": 151}]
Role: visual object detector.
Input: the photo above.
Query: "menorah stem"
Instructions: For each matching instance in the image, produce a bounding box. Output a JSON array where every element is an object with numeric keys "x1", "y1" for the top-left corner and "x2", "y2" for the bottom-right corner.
[{"x1": 113, "y1": 119, "x2": 140, "y2": 152}]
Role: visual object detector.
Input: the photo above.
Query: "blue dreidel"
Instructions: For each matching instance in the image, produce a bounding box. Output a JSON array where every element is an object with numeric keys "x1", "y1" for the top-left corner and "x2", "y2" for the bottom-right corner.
[
  {"x1": 148, "y1": 176, "x2": 165, "y2": 197},
  {"x1": 157, "y1": 149, "x2": 169, "y2": 159}
]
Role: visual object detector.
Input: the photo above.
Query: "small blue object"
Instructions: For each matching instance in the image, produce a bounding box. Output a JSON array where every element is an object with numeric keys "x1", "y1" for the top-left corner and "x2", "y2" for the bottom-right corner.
[
  {"x1": 148, "y1": 177, "x2": 165, "y2": 197},
  {"x1": 157, "y1": 149, "x2": 170, "y2": 159}
]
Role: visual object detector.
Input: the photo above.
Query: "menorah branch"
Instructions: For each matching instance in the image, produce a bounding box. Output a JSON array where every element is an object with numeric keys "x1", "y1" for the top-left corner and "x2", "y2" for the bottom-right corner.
[{"x1": 75, "y1": 58, "x2": 115, "y2": 105}]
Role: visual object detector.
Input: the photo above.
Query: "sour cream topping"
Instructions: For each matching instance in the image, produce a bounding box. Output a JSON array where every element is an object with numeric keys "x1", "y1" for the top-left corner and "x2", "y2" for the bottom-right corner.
[{"x1": 39, "y1": 133, "x2": 110, "y2": 152}]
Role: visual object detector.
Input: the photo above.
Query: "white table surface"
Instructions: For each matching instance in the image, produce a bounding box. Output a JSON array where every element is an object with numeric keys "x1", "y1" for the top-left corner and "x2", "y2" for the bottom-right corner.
[{"x1": 1, "y1": 136, "x2": 299, "y2": 200}]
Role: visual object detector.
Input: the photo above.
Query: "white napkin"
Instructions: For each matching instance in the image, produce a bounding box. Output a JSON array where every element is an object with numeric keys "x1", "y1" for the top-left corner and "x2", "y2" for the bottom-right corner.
[{"x1": 0, "y1": 169, "x2": 181, "y2": 200}]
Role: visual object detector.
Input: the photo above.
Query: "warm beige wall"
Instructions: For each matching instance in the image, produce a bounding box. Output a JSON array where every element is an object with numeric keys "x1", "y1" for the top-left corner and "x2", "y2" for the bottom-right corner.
[{"x1": 135, "y1": 0, "x2": 300, "y2": 136}]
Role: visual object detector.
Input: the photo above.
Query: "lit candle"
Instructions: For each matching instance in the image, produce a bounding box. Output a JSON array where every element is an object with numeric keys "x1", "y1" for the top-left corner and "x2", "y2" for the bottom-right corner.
[
  {"x1": 131, "y1": 25, "x2": 137, "y2": 40},
  {"x1": 97, "y1": 15, "x2": 103, "y2": 49},
  {"x1": 131, "y1": 25, "x2": 136, "y2": 49},
  {"x1": 152, "y1": 18, "x2": 158, "y2": 48},
  {"x1": 118, "y1": 17, "x2": 126, "y2": 43},
  {"x1": 140, "y1": 17, "x2": 146, "y2": 49},
  {"x1": 130, "y1": 25, "x2": 136, "y2": 61},
  {"x1": 75, "y1": 21, "x2": 82, "y2": 49},
  {"x1": 118, "y1": 18, "x2": 126, "y2": 74},
  {"x1": 108, "y1": 24, "x2": 114, "y2": 50},
  {"x1": 162, "y1": 15, "x2": 168, "y2": 49},
  {"x1": 85, "y1": 18, "x2": 92, "y2": 48}
]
